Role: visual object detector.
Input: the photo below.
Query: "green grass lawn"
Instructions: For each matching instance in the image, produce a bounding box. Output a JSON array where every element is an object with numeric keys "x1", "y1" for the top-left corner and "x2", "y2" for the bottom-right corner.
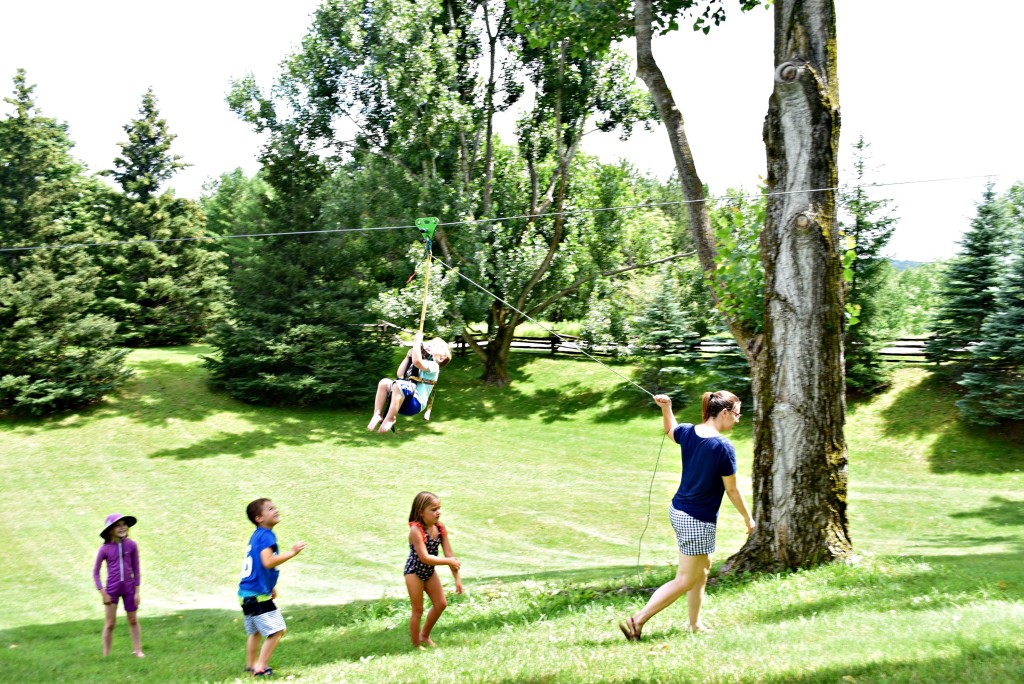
[{"x1": 1, "y1": 348, "x2": 1022, "y2": 682}]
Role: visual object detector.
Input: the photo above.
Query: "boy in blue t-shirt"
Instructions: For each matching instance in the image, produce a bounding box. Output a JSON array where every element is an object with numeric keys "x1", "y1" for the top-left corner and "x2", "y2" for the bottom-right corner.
[{"x1": 239, "y1": 498, "x2": 306, "y2": 677}]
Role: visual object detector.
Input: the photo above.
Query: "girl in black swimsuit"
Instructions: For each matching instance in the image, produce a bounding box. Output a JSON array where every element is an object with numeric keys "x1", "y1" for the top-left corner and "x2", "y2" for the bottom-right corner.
[{"x1": 404, "y1": 491, "x2": 463, "y2": 649}]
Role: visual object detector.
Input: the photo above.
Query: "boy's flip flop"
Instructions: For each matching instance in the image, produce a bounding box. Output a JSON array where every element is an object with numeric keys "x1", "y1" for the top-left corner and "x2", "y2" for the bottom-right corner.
[{"x1": 253, "y1": 667, "x2": 273, "y2": 677}]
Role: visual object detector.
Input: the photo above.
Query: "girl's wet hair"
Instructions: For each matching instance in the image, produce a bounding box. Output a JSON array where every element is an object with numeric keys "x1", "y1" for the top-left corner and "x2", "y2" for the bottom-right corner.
[
  {"x1": 408, "y1": 491, "x2": 439, "y2": 524},
  {"x1": 702, "y1": 390, "x2": 740, "y2": 422}
]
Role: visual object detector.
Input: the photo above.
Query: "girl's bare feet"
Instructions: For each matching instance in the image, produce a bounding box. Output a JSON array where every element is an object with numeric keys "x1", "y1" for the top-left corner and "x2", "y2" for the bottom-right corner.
[
  {"x1": 687, "y1": 623, "x2": 712, "y2": 633},
  {"x1": 413, "y1": 643, "x2": 426, "y2": 651},
  {"x1": 419, "y1": 636, "x2": 437, "y2": 647},
  {"x1": 378, "y1": 417, "x2": 396, "y2": 433},
  {"x1": 367, "y1": 414, "x2": 382, "y2": 431},
  {"x1": 134, "y1": 651, "x2": 146, "y2": 658}
]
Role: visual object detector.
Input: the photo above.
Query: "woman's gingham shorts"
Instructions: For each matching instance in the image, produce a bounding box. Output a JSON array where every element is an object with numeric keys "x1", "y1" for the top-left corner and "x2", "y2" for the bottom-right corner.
[{"x1": 669, "y1": 505, "x2": 717, "y2": 556}]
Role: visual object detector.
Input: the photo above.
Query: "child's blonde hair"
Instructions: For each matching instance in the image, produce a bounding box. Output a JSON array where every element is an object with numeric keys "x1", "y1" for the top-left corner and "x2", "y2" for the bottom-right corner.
[
  {"x1": 427, "y1": 338, "x2": 451, "y2": 368},
  {"x1": 408, "y1": 491, "x2": 439, "y2": 524}
]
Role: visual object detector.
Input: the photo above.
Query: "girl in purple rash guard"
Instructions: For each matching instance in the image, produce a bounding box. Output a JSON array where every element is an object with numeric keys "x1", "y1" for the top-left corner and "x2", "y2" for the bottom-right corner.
[{"x1": 93, "y1": 513, "x2": 144, "y2": 658}]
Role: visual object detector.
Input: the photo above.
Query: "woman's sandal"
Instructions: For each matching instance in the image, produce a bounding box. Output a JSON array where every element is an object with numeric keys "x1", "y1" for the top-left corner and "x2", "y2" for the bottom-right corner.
[{"x1": 618, "y1": 616, "x2": 641, "y2": 641}]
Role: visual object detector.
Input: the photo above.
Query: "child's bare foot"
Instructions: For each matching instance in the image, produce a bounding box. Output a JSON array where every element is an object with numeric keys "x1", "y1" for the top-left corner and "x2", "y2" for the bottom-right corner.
[
  {"x1": 687, "y1": 623, "x2": 712, "y2": 633},
  {"x1": 134, "y1": 651, "x2": 146, "y2": 658},
  {"x1": 413, "y1": 643, "x2": 426, "y2": 651},
  {"x1": 378, "y1": 417, "x2": 396, "y2": 433},
  {"x1": 367, "y1": 414, "x2": 382, "y2": 431},
  {"x1": 419, "y1": 635, "x2": 437, "y2": 647}
]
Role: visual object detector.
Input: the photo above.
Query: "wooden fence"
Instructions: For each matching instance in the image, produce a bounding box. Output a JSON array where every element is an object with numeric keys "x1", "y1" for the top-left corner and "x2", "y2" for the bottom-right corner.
[{"x1": 452, "y1": 334, "x2": 931, "y2": 363}]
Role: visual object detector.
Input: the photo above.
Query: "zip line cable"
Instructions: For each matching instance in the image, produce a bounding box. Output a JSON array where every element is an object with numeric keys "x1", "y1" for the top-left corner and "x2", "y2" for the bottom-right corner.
[
  {"x1": 0, "y1": 224, "x2": 416, "y2": 253},
  {"x1": 0, "y1": 172, "x2": 998, "y2": 253},
  {"x1": 433, "y1": 172, "x2": 1000, "y2": 231}
]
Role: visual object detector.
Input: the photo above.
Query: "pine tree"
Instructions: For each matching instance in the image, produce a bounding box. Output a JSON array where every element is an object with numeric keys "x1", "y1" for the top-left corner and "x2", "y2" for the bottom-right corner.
[
  {"x1": 200, "y1": 168, "x2": 270, "y2": 268},
  {"x1": 204, "y1": 140, "x2": 396, "y2": 407},
  {"x1": 839, "y1": 135, "x2": 898, "y2": 393},
  {"x1": 95, "y1": 89, "x2": 228, "y2": 346},
  {"x1": 926, "y1": 184, "x2": 1010, "y2": 364},
  {"x1": 957, "y1": 230, "x2": 1024, "y2": 424},
  {"x1": 107, "y1": 87, "x2": 186, "y2": 202},
  {"x1": 0, "y1": 70, "x2": 130, "y2": 415},
  {"x1": 631, "y1": 266, "x2": 700, "y2": 400}
]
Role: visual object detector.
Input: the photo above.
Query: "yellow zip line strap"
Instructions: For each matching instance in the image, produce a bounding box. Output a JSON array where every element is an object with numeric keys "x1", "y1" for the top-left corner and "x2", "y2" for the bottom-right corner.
[
  {"x1": 0, "y1": 173, "x2": 998, "y2": 254},
  {"x1": 415, "y1": 217, "x2": 438, "y2": 335},
  {"x1": 418, "y1": 255, "x2": 432, "y2": 335}
]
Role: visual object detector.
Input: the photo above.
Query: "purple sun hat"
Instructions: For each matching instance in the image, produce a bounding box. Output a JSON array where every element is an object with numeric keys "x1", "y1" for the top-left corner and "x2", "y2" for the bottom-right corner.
[{"x1": 100, "y1": 513, "x2": 137, "y2": 539}]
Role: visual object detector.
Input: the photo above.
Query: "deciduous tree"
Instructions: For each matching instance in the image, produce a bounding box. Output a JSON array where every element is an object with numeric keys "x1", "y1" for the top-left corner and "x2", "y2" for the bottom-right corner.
[
  {"x1": 228, "y1": 0, "x2": 667, "y2": 388},
  {"x1": 514, "y1": 0, "x2": 852, "y2": 571}
]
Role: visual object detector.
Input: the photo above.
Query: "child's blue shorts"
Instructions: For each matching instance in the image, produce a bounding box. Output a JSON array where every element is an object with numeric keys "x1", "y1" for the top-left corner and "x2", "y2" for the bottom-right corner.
[{"x1": 394, "y1": 380, "x2": 423, "y2": 416}]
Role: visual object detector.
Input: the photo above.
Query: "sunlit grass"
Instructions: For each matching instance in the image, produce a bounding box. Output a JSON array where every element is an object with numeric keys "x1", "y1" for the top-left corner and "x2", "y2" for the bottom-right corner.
[{"x1": 1, "y1": 349, "x2": 1021, "y2": 682}]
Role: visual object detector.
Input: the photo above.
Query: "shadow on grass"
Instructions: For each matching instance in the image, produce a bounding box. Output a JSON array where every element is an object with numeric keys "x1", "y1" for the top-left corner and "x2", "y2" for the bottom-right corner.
[
  {"x1": 877, "y1": 370, "x2": 1023, "y2": 475},
  {"x1": 4, "y1": 550, "x2": 1021, "y2": 683},
  {"x1": 0, "y1": 566, "x2": 652, "y2": 683},
  {"x1": 747, "y1": 548, "x2": 1023, "y2": 628},
  {"x1": 1, "y1": 345, "x2": 732, "y2": 459},
  {"x1": 950, "y1": 495, "x2": 1024, "y2": 527},
  {"x1": 0, "y1": 601, "x2": 416, "y2": 684},
  {"x1": 756, "y1": 643, "x2": 1024, "y2": 684}
]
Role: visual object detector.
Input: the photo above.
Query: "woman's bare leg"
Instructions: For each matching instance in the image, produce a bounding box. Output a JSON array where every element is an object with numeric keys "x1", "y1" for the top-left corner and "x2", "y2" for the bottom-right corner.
[
  {"x1": 631, "y1": 553, "x2": 708, "y2": 633},
  {"x1": 686, "y1": 554, "x2": 711, "y2": 630}
]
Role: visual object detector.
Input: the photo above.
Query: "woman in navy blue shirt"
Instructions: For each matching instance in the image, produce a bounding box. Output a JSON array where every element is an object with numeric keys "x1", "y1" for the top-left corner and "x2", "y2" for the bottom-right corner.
[{"x1": 620, "y1": 391, "x2": 755, "y2": 640}]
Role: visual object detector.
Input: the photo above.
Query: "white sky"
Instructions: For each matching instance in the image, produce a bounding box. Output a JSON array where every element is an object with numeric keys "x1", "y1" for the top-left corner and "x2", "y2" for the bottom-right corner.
[{"x1": 2, "y1": 1, "x2": 1021, "y2": 262}]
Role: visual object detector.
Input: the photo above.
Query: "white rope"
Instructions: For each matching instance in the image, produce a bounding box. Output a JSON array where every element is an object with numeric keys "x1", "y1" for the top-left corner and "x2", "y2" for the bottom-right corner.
[{"x1": 429, "y1": 258, "x2": 656, "y2": 398}]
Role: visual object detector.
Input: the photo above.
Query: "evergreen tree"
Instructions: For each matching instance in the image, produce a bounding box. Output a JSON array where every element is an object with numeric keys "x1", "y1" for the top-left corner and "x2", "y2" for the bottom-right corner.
[
  {"x1": 957, "y1": 230, "x2": 1024, "y2": 424},
  {"x1": 107, "y1": 87, "x2": 186, "y2": 202},
  {"x1": 631, "y1": 266, "x2": 699, "y2": 400},
  {"x1": 95, "y1": 89, "x2": 228, "y2": 346},
  {"x1": 200, "y1": 168, "x2": 271, "y2": 267},
  {"x1": 926, "y1": 184, "x2": 1010, "y2": 365},
  {"x1": 839, "y1": 135, "x2": 898, "y2": 393},
  {"x1": 204, "y1": 141, "x2": 396, "y2": 407},
  {"x1": 0, "y1": 70, "x2": 130, "y2": 415}
]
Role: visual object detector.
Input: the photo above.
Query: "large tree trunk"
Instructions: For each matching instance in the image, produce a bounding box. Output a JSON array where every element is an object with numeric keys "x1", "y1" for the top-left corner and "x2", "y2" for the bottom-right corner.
[
  {"x1": 632, "y1": 0, "x2": 851, "y2": 572},
  {"x1": 481, "y1": 304, "x2": 516, "y2": 386},
  {"x1": 722, "y1": 0, "x2": 851, "y2": 572}
]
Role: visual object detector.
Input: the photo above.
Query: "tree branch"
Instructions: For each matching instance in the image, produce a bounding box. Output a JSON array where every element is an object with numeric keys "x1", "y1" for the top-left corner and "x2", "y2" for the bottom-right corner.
[{"x1": 525, "y1": 251, "x2": 694, "y2": 318}]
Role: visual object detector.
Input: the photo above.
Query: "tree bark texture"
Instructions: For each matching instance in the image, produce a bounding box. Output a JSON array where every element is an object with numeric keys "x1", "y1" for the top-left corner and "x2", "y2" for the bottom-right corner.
[
  {"x1": 632, "y1": 0, "x2": 851, "y2": 572},
  {"x1": 723, "y1": 0, "x2": 852, "y2": 572}
]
